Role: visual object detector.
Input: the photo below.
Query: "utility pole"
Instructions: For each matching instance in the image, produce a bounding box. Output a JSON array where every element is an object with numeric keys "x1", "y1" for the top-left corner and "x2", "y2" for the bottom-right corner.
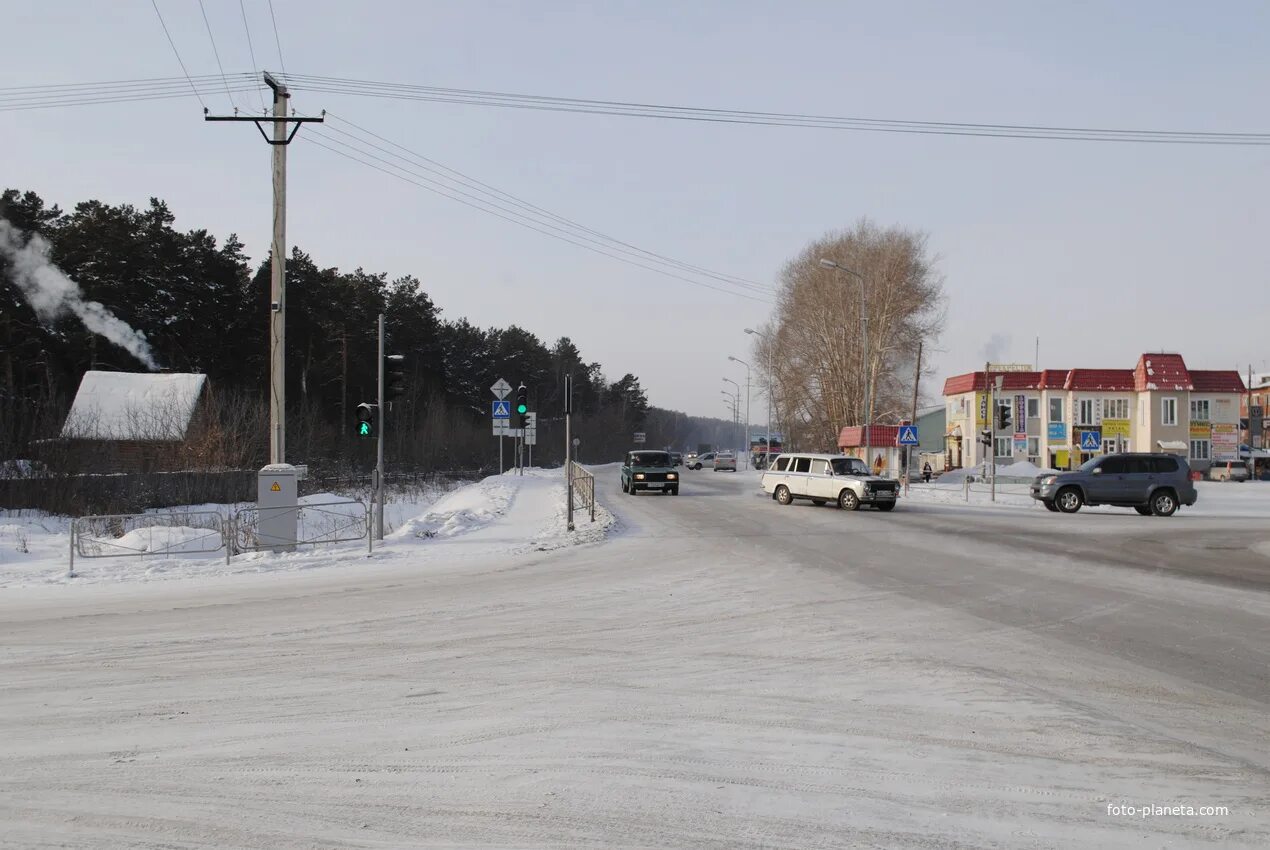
[
  {"x1": 376, "y1": 313, "x2": 385, "y2": 540},
  {"x1": 206, "y1": 72, "x2": 322, "y2": 464},
  {"x1": 906, "y1": 340, "x2": 923, "y2": 492},
  {"x1": 565, "y1": 374, "x2": 574, "y2": 531}
]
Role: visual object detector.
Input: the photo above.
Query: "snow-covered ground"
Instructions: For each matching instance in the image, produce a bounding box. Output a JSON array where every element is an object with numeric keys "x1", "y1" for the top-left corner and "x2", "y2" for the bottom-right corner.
[{"x1": 0, "y1": 469, "x2": 615, "y2": 587}]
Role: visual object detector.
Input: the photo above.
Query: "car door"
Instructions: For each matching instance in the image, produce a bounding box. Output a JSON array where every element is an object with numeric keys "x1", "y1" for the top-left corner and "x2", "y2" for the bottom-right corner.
[
  {"x1": 808, "y1": 458, "x2": 833, "y2": 499},
  {"x1": 789, "y1": 456, "x2": 812, "y2": 495},
  {"x1": 1085, "y1": 456, "x2": 1125, "y2": 501},
  {"x1": 765, "y1": 454, "x2": 791, "y2": 494}
]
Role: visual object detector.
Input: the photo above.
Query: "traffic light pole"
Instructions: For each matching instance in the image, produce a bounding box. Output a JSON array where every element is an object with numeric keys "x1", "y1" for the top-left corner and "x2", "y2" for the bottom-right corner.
[{"x1": 376, "y1": 313, "x2": 385, "y2": 540}]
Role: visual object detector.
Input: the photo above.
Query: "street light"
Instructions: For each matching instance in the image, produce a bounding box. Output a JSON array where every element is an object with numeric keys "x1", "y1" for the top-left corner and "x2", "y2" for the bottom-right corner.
[
  {"x1": 745, "y1": 327, "x2": 775, "y2": 465},
  {"x1": 728, "y1": 355, "x2": 751, "y2": 469},
  {"x1": 722, "y1": 378, "x2": 740, "y2": 454},
  {"x1": 818, "y1": 258, "x2": 870, "y2": 465}
]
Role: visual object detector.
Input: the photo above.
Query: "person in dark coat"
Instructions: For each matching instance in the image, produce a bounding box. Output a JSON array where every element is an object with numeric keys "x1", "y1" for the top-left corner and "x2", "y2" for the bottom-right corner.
[{"x1": 922, "y1": 462, "x2": 932, "y2": 483}]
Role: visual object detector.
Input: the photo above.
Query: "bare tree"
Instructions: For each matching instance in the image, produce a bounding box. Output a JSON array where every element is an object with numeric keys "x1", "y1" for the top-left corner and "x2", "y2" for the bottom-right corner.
[{"x1": 755, "y1": 220, "x2": 944, "y2": 450}]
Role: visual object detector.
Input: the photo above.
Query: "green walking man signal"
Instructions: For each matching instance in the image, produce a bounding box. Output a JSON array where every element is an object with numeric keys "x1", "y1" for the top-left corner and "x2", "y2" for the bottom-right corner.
[{"x1": 356, "y1": 402, "x2": 377, "y2": 438}]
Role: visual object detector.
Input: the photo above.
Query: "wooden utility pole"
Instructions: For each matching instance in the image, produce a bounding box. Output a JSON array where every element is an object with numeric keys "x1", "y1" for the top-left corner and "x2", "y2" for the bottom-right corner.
[{"x1": 906, "y1": 340, "x2": 923, "y2": 485}]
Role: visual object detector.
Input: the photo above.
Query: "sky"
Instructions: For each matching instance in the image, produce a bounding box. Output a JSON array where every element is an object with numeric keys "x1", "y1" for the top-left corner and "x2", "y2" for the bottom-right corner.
[{"x1": 5, "y1": 1, "x2": 1270, "y2": 421}]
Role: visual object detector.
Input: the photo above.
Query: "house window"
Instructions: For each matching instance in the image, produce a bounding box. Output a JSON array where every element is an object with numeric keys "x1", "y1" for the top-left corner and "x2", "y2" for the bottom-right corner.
[
  {"x1": 1027, "y1": 398, "x2": 1039, "y2": 419},
  {"x1": 1027, "y1": 436, "x2": 1039, "y2": 460},
  {"x1": 1078, "y1": 399, "x2": 1095, "y2": 425},
  {"x1": 1049, "y1": 398, "x2": 1064, "y2": 423},
  {"x1": 1189, "y1": 399, "x2": 1210, "y2": 421},
  {"x1": 994, "y1": 436, "x2": 1012, "y2": 458},
  {"x1": 1190, "y1": 439, "x2": 1210, "y2": 461},
  {"x1": 1161, "y1": 397, "x2": 1177, "y2": 426},
  {"x1": 1102, "y1": 398, "x2": 1129, "y2": 420}
]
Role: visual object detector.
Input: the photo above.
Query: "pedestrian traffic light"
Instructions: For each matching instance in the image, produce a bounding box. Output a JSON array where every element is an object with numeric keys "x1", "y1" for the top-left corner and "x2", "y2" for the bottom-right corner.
[
  {"x1": 385, "y1": 354, "x2": 406, "y2": 402},
  {"x1": 996, "y1": 402, "x2": 1012, "y2": 431},
  {"x1": 514, "y1": 384, "x2": 528, "y2": 428},
  {"x1": 356, "y1": 402, "x2": 377, "y2": 438}
]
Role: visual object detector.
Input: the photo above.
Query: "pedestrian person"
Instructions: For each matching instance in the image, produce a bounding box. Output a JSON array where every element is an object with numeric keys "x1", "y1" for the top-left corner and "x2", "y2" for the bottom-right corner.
[{"x1": 922, "y1": 462, "x2": 932, "y2": 483}]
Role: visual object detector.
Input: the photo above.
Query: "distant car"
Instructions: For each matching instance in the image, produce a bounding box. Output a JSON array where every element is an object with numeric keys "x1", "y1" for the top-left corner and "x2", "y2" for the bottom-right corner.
[
  {"x1": 689, "y1": 452, "x2": 716, "y2": 470},
  {"x1": 761, "y1": 453, "x2": 898, "y2": 511},
  {"x1": 1207, "y1": 461, "x2": 1250, "y2": 482},
  {"x1": 621, "y1": 450, "x2": 679, "y2": 495},
  {"x1": 1030, "y1": 452, "x2": 1197, "y2": 516},
  {"x1": 714, "y1": 452, "x2": 737, "y2": 472},
  {"x1": 669, "y1": 452, "x2": 683, "y2": 467}
]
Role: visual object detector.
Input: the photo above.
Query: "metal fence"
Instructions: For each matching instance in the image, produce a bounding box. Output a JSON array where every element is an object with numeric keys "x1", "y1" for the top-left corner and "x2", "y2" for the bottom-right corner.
[
  {"x1": 231, "y1": 498, "x2": 371, "y2": 554},
  {"x1": 69, "y1": 509, "x2": 228, "y2": 577},
  {"x1": 567, "y1": 461, "x2": 596, "y2": 529}
]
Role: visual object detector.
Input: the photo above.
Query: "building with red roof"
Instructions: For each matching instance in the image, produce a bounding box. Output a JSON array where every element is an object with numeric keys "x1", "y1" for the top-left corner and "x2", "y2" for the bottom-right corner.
[{"x1": 939, "y1": 354, "x2": 1245, "y2": 473}]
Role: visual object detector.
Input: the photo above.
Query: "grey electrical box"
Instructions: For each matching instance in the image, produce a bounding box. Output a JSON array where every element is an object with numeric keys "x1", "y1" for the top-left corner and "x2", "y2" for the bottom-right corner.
[{"x1": 257, "y1": 463, "x2": 298, "y2": 550}]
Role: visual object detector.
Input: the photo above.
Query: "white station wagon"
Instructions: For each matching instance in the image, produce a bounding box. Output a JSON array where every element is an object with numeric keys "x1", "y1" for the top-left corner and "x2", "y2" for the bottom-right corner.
[{"x1": 760, "y1": 452, "x2": 899, "y2": 511}]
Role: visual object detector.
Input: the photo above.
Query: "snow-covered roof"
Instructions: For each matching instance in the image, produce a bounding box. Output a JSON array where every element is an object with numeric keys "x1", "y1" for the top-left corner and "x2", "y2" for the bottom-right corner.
[{"x1": 61, "y1": 371, "x2": 207, "y2": 441}]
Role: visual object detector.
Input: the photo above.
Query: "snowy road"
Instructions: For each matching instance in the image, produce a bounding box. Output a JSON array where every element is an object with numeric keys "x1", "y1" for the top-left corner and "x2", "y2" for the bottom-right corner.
[{"x1": 2, "y1": 468, "x2": 1268, "y2": 847}]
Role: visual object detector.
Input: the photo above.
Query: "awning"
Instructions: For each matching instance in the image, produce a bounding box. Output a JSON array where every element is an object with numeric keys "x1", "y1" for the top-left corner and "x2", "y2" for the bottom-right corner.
[{"x1": 1156, "y1": 440, "x2": 1187, "y2": 451}]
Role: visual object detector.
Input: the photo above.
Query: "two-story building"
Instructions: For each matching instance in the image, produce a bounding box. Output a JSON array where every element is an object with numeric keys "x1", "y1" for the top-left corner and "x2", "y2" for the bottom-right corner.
[{"x1": 942, "y1": 353, "x2": 1245, "y2": 473}]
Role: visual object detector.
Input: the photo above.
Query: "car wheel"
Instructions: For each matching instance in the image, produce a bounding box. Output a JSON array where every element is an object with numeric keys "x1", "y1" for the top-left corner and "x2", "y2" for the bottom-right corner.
[
  {"x1": 812, "y1": 499, "x2": 826, "y2": 506},
  {"x1": 621, "y1": 478, "x2": 628, "y2": 493},
  {"x1": 1055, "y1": 487, "x2": 1083, "y2": 513},
  {"x1": 628, "y1": 482, "x2": 638, "y2": 496},
  {"x1": 1150, "y1": 489, "x2": 1177, "y2": 517},
  {"x1": 838, "y1": 489, "x2": 860, "y2": 511},
  {"x1": 875, "y1": 501, "x2": 896, "y2": 512},
  {"x1": 670, "y1": 488, "x2": 679, "y2": 496},
  {"x1": 1042, "y1": 500, "x2": 1059, "y2": 512},
  {"x1": 1133, "y1": 505, "x2": 1152, "y2": 516},
  {"x1": 775, "y1": 485, "x2": 793, "y2": 505}
]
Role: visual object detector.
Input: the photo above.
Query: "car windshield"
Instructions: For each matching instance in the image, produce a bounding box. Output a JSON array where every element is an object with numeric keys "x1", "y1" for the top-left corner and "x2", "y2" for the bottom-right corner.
[
  {"x1": 630, "y1": 452, "x2": 670, "y2": 467},
  {"x1": 1078, "y1": 456, "x2": 1104, "y2": 472},
  {"x1": 831, "y1": 457, "x2": 869, "y2": 475}
]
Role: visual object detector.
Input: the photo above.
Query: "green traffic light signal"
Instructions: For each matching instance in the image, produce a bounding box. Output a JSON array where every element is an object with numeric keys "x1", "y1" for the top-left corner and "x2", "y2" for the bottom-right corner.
[
  {"x1": 359, "y1": 421, "x2": 371, "y2": 436},
  {"x1": 516, "y1": 402, "x2": 528, "y2": 415}
]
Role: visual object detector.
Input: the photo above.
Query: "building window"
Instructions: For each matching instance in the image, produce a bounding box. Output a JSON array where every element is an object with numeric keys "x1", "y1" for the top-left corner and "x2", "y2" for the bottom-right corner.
[
  {"x1": 1189, "y1": 399, "x2": 1210, "y2": 421},
  {"x1": 1102, "y1": 398, "x2": 1129, "y2": 420},
  {"x1": 1162, "y1": 397, "x2": 1177, "y2": 426},
  {"x1": 1190, "y1": 439, "x2": 1210, "y2": 461},
  {"x1": 1027, "y1": 436, "x2": 1039, "y2": 459},
  {"x1": 994, "y1": 436, "x2": 1013, "y2": 458},
  {"x1": 1078, "y1": 399, "x2": 1095, "y2": 425},
  {"x1": 1027, "y1": 398, "x2": 1039, "y2": 419},
  {"x1": 1049, "y1": 398, "x2": 1064, "y2": 423}
]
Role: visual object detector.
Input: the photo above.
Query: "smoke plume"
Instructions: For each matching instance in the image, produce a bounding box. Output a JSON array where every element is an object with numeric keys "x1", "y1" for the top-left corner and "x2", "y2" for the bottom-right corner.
[
  {"x1": 978, "y1": 332, "x2": 1012, "y2": 365},
  {"x1": 0, "y1": 219, "x2": 159, "y2": 370}
]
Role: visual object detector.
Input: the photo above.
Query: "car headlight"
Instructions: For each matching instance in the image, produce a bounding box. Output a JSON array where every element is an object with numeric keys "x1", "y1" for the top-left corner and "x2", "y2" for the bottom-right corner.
[
  {"x1": 1039, "y1": 476, "x2": 1057, "y2": 486},
  {"x1": 667, "y1": 473, "x2": 676, "y2": 480},
  {"x1": 634, "y1": 473, "x2": 645, "y2": 480}
]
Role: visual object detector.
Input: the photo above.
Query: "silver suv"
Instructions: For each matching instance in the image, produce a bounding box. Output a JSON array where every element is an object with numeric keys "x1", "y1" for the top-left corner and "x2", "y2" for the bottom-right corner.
[{"x1": 1030, "y1": 453, "x2": 1197, "y2": 516}]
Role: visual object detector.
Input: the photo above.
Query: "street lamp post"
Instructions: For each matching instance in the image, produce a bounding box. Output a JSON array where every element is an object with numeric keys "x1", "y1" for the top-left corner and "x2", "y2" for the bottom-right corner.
[
  {"x1": 728, "y1": 356, "x2": 751, "y2": 470},
  {"x1": 819, "y1": 259, "x2": 869, "y2": 465},
  {"x1": 722, "y1": 378, "x2": 740, "y2": 454},
  {"x1": 745, "y1": 327, "x2": 774, "y2": 466}
]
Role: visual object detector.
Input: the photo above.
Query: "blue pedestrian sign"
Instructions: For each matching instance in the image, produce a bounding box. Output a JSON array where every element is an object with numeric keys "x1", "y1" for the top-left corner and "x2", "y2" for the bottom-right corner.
[
  {"x1": 1079, "y1": 430, "x2": 1101, "y2": 451},
  {"x1": 897, "y1": 424, "x2": 919, "y2": 446},
  {"x1": 492, "y1": 400, "x2": 511, "y2": 419}
]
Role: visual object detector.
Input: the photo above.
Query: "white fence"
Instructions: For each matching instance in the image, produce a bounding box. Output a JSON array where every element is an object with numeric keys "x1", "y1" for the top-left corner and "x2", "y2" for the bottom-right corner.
[
  {"x1": 567, "y1": 461, "x2": 596, "y2": 530},
  {"x1": 69, "y1": 498, "x2": 371, "y2": 578}
]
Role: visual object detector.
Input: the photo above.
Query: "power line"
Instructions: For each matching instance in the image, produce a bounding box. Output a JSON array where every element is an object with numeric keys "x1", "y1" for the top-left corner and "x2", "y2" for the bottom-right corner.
[
  {"x1": 149, "y1": 0, "x2": 206, "y2": 110},
  {"x1": 0, "y1": 76, "x2": 260, "y2": 112},
  {"x1": 278, "y1": 73, "x2": 1270, "y2": 146},
  {"x1": 321, "y1": 111, "x2": 772, "y2": 293},
  {"x1": 197, "y1": 0, "x2": 239, "y2": 110},
  {"x1": 266, "y1": 0, "x2": 287, "y2": 77},
  {"x1": 238, "y1": 0, "x2": 268, "y2": 112},
  {"x1": 302, "y1": 126, "x2": 773, "y2": 304}
]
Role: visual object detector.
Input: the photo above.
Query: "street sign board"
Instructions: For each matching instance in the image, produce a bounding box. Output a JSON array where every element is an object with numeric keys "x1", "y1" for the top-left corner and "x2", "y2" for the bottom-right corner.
[
  {"x1": 490, "y1": 378, "x2": 512, "y2": 399},
  {"x1": 633, "y1": 432, "x2": 646, "y2": 444},
  {"x1": 1079, "y1": 430, "x2": 1101, "y2": 451},
  {"x1": 1047, "y1": 422, "x2": 1067, "y2": 441},
  {"x1": 896, "y1": 425, "x2": 919, "y2": 446},
  {"x1": 492, "y1": 400, "x2": 511, "y2": 419}
]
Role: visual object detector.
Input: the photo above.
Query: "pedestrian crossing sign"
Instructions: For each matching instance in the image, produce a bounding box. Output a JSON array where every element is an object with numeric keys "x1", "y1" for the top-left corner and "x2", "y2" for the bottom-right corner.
[
  {"x1": 1080, "y1": 430, "x2": 1102, "y2": 451},
  {"x1": 492, "y1": 400, "x2": 511, "y2": 419},
  {"x1": 897, "y1": 424, "x2": 919, "y2": 446}
]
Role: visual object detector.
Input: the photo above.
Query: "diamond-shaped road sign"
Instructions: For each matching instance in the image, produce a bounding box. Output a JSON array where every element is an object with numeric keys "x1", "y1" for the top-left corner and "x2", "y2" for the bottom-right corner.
[
  {"x1": 492, "y1": 400, "x2": 511, "y2": 419},
  {"x1": 896, "y1": 424, "x2": 919, "y2": 446},
  {"x1": 490, "y1": 378, "x2": 512, "y2": 400}
]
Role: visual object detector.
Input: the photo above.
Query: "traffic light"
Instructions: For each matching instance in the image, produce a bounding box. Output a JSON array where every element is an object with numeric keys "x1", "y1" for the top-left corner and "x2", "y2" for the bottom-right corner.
[
  {"x1": 996, "y1": 402, "x2": 1012, "y2": 431},
  {"x1": 356, "y1": 402, "x2": 377, "y2": 438},
  {"x1": 385, "y1": 354, "x2": 406, "y2": 402},
  {"x1": 980, "y1": 428, "x2": 993, "y2": 446},
  {"x1": 514, "y1": 384, "x2": 528, "y2": 428}
]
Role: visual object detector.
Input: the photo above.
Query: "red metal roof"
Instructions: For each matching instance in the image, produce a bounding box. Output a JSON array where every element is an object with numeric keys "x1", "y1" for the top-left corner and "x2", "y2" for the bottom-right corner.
[
  {"x1": 1135, "y1": 353, "x2": 1192, "y2": 392},
  {"x1": 1189, "y1": 370, "x2": 1246, "y2": 393},
  {"x1": 1064, "y1": 369, "x2": 1135, "y2": 391},
  {"x1": 941, "y1": 372, "x2": 1042, "y2": 395},
  {"x1": 838, "y1": 425, "x2": 901, "y2": 448},
  {"x1": 1037, "y1": 369, "x2": 1070, "y2": 389}
]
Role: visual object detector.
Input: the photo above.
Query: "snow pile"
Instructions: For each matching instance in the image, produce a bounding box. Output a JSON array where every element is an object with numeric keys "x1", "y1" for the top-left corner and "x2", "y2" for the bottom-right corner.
[
  {"x1": 396, "y1": 476, "x2": 516, "y2": 539},
  {"x1": 938, "y1": 460, "x2": 1055, "y2": 485}
]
